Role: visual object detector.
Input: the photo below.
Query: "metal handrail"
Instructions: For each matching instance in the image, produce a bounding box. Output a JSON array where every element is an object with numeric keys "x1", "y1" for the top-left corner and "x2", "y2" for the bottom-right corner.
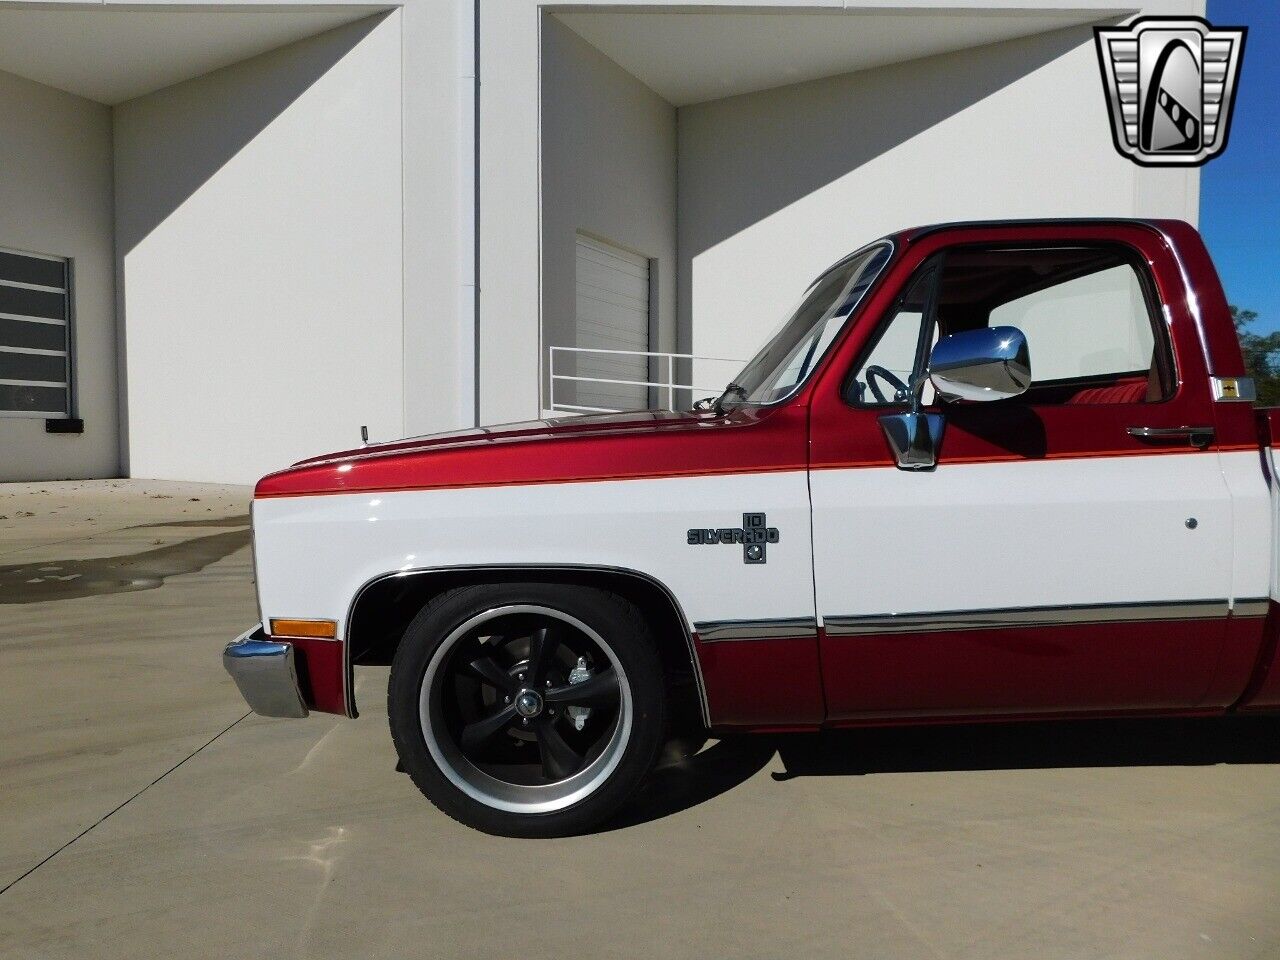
[
  {"x1": 548, "y1": 346, "x2": 744, "y2": 414},
  {"x1": 550, "y1": 345, "x2": 745, "y2": 363}
]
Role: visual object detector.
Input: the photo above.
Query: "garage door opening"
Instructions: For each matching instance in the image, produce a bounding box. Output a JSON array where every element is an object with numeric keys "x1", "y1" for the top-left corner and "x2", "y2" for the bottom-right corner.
[{"x1": 560, "y1": 233, "x2": 653, "y2": 412}]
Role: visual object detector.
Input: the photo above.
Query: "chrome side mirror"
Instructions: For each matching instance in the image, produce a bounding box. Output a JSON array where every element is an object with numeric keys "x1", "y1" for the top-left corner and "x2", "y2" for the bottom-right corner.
[
  {"x1": 929, "y1": 326, "x2": 1031, "y2": 402},
  {"x1": 878, "y1": 325, "x2": 1031, "y2": 471}
]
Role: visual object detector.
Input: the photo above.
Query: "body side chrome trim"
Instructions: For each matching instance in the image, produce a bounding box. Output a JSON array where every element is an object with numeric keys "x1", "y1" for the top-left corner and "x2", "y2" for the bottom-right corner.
[
  {"x1": 1232, "y1": 597, "x2": 1271, "y2": 617},
  {"x1": 693, "y1": 617, "x2": 818, "y2": 643},
  {"x1": 345, "y1": 563, "x2": 711, "y2": 728},
  {"x1": 823, "y1": 599, "x2": 1248, "y2": 636}
]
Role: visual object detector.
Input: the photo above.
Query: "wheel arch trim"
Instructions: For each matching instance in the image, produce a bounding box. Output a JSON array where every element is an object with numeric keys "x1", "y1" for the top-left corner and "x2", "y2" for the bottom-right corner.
[{"x1": 344, "y1": 563, "x2": 710, "y2": 727}]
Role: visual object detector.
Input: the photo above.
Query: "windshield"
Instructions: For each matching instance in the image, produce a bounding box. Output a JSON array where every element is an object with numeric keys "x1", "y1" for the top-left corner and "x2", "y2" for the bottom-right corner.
[{"x1": 723, "y1": 242, "x2": 893, "y2": 406}]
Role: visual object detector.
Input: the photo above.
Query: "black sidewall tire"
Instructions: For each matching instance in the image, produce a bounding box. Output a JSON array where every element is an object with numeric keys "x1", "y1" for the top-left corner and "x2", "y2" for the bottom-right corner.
[{"x1": 388, "y1": 583, "x2": 666, "y2": 837}]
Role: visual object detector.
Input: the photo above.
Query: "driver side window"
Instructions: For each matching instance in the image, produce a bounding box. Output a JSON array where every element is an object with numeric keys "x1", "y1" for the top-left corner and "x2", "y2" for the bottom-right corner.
[
  {"x1": 850, "y1": 270, "x2": 936, "y2": 406},
  {"x1": 848, "y1": 245, "x2": 1171, "y2": 407}
]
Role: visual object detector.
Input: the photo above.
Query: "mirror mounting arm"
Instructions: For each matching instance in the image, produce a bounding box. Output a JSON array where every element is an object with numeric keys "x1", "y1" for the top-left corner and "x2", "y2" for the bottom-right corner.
[
  {"x1": 880, "y1": 323, "x2": 1032, "y2": 469},
  {"x1": 880, "y1": 257, "x2": 947, "y2": 471},
  {"x1": 909, "y1": 258, "x2": 944, "y2": 415},
  {"x1": 878, "y1": 408, "x2": 947, "y2": 471}
]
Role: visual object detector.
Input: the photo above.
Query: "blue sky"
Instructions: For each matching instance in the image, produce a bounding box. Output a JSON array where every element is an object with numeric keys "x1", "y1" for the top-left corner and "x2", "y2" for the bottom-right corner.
[{"x1": 1201, "y1": 1, "x2": 1280, "y2": 332}]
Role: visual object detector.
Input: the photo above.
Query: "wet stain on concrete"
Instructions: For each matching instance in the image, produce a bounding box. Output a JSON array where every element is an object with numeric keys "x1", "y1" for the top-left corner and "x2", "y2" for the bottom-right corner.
[
  {"x1": 0, "y1": 529, "x2": 250, "y2": 604},
  {"x1": 125, "y1": 516, "x2": 250, "y2": 531}
]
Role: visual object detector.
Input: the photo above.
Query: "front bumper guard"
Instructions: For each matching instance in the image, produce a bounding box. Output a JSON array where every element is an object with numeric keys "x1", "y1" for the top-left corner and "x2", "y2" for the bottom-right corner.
[{"x1": 223, "y1": 624, "x2": 309, "y2": 718}]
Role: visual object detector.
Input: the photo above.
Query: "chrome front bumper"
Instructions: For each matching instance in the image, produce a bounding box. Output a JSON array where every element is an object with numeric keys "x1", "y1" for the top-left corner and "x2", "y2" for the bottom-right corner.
[{"x1": 223, "y1": 624, "x2": 309, "y2": 718}]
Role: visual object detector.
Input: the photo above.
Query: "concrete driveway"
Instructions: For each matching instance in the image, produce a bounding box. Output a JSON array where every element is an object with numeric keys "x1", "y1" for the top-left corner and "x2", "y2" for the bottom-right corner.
[{"x1": 1, "y1": 481, "x2": 1278, "y2": 960}]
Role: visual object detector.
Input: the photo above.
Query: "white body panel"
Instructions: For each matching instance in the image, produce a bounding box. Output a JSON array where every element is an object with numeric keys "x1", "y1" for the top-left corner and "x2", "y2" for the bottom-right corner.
[
  {"x1": 256, "y1": 450, "x2": 1274, "y2": 639},
  {"x1": 1244, "y1": 445, "x2": 1274, "y2": 601},
  {"x1": 1218, "y1": 449, "x2": 1273, "y2": 605},
  {"x1": 253, "y1": 471, "x2": 814, "y2": 637},
  {"x1": 811, "y1": 451, "x2": 1241, "y2": 620}
]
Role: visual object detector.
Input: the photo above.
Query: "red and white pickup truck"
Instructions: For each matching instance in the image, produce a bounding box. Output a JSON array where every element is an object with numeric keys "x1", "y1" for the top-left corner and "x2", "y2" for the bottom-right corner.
[{"x1": 225, "y1": 219, "x2": 1280, "y2": 836}]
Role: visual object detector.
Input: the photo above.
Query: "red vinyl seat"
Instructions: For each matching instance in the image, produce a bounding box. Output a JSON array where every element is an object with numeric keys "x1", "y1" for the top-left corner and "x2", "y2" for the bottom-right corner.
[{"x1": 1067, "y1": 379, "x2": 1148, "y2": 405}]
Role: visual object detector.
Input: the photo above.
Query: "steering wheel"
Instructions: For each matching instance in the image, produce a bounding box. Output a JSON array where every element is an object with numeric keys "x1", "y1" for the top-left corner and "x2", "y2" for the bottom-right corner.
[{"x1": 864, "y1": 365, "x2": 910, "y2": 404}]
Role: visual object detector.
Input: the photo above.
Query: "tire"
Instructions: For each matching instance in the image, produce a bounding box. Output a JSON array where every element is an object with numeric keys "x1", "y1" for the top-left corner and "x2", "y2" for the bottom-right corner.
[{"x1": 388, "y1": 582, "x2": 666, "y2": 837}]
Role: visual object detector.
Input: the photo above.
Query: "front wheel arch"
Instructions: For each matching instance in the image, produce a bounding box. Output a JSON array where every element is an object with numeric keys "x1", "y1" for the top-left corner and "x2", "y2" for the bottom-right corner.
[{"x1": 346, "y1": 565, "x2": 708, "y2": 731}]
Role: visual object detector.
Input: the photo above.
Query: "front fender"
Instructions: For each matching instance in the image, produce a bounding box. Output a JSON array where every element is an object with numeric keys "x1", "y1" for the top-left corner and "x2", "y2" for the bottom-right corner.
[{"x1": 252, "y1": 472, "x2": 817, "y2": 722}]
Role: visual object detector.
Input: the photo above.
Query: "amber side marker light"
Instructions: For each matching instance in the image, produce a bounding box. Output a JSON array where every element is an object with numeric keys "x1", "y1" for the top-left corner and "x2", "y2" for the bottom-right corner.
[{"x1": 270, "y1": 618, "x2": 338, "y2": 640}]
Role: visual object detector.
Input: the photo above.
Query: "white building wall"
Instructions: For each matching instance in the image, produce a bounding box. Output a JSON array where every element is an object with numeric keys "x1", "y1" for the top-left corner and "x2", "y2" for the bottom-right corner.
[
  {"x1": 539, "y1": 15, "x2": 677, "y2": 411},
  {"x1": 113, "y1": 14, "x2": 405, "y2": 483},
  {"x1": 481, "y1": 0, "x2": 1205, "y2": 423},
  {"x1": 478, "y1": 0, "x2": 540, "y2": 426},
  {"x1": 401, "y1": 0, "x2": 470, "y2": 436},
  {"x1": 0, "y1": 69, "x2": 116, "y2": 482},
  {"x1": 677, "y1": 22, "x2": 1201, "y2": 385},
  {"x1": 0, "y1": 0, "x2": 1213, "y2": 483}
]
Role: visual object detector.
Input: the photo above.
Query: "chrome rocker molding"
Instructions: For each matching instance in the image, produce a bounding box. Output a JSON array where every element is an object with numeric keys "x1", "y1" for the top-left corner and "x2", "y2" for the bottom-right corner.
[
  {"x1": 1234, "y1": 598, "x2": 1272, "y2": 618},
  {"x1": 694, "y1": 617, "x2": 818, "y2": 643},
  {"x1": 223, "y1": 624, "x2": 309, "y2": 718},
  {"x1": 824, "y1": 598, "x2": 1269, "y2": 637},
  {"x1": 347, "y1": 563, "x2": 711, "y2": 728}
]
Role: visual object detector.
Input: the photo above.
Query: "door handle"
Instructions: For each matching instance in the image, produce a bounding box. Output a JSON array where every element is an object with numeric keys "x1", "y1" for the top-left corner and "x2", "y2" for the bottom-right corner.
[{"x1": 1127, "y1": 425, "x2": 1215, "y2": 449}]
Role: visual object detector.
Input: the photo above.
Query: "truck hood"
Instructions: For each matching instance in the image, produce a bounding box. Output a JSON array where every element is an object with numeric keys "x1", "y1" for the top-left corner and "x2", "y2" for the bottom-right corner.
[
  {"x1": 294, "y1": 409, "x2": 704, "y2": 466},
  {"x1": 254, "y1": 407, "x2": 803, "y2": 498}
]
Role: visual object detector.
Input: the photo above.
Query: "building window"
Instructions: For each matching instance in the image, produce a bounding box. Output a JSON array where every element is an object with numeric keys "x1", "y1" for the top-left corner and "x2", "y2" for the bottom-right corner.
[{"x1": 0, "y1": 248, "x2": 71, "y2": 420}]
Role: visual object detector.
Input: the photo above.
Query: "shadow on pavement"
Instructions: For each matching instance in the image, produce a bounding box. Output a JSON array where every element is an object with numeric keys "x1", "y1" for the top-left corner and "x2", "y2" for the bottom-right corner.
[
  {"x1": 602, "y1": 714, "x2": 1280, "y2": 829},
  {"x1": 605, "y1": 735, "x2": 778, "y2": 831},
  {"x1": 772, "y1": 714, "x2": 1280, "y2": 780}
]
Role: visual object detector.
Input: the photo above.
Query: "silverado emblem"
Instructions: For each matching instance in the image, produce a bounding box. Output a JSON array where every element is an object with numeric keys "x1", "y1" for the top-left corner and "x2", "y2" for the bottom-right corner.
[{"x1": 688, "y1": 513, "x2": 780, "y2": 564}]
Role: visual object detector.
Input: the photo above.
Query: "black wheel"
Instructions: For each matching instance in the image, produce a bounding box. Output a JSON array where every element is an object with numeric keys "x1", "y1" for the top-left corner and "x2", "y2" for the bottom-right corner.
[{"x1": 388, "y1": 583, "x2": 666, "y2": 837}]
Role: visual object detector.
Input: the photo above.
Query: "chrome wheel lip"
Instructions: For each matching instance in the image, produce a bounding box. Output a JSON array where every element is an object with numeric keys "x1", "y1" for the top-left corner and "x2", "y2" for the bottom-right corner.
[{"x1": 419, "y1": 604, "x2": 632, "y2": 815}]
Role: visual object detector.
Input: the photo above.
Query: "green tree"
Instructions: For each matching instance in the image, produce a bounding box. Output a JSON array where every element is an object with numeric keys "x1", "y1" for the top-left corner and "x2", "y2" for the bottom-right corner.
[{"x1": 1231, "y1": 305, "x2": 1280, "y2": 407}]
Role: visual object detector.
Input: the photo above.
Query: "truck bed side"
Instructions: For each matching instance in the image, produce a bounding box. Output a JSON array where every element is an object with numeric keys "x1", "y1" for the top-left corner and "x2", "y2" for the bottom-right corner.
[{"x1": 1234, "y1": 408, "x2": 1280, "y2": 711}]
